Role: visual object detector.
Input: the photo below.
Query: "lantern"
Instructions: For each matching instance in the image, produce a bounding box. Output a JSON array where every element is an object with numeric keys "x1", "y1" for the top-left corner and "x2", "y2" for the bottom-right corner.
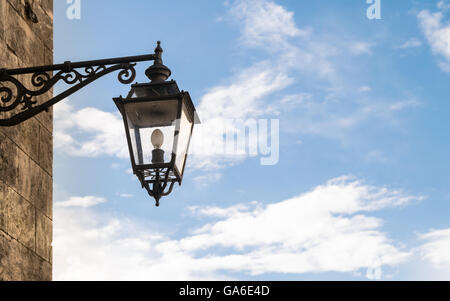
[{"x1": 114, "y1": 42, "x2": 199, "y2": 206}]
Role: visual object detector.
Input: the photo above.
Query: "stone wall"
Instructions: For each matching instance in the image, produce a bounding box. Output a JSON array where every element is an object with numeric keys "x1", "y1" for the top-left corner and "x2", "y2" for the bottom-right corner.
[{"x1": 0, "y1": 0, "x2": 53, "y2": 280}]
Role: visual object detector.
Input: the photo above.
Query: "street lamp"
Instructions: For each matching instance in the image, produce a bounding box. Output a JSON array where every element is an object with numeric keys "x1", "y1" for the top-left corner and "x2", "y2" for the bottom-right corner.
[
  {"x1": 0, "y1": 41, "x2": 199, "y2": 206},
  {"x1": 114, "y1": 42, "x2": 199, "y2": 206}
]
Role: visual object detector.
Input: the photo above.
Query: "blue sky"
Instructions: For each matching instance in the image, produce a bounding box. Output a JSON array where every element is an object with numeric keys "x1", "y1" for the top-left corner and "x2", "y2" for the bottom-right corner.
[{"x1": 52, "y1": 0, "x2": 450, "y2": 280}]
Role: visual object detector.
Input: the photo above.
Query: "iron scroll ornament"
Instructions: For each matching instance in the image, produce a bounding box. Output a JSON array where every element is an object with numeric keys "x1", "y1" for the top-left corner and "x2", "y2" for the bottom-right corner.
[{"x1": 0, "y1": 53, "x2": 156, "y2": 127}]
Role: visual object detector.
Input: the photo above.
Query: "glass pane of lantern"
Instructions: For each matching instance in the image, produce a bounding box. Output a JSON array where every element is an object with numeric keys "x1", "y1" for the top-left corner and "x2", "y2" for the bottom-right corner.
[
  {"x1": 174, "y1": 101, "x2": 194, "y2": 177},
  {"x1": 140, "y1": 126, "x2": 175, "y2": 163},
  {"x1": 124, "y1": 99, "x2": 178, "y2": 166}
]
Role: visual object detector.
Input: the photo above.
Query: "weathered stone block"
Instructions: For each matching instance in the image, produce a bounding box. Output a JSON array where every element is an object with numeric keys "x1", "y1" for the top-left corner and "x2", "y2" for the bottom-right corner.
[
  {"x1": 0, "y1": 39, "x2": 19, "y2": 69},
  {"x1": 0, "y1": 180, "x2": 4, "y2": 230},
  {"x1": 6, "y1": 0, "x2": 25, "y2": 19},
  {"x1": 15, "y1": 147, "x2": 32, "y2": 201},
  {"x1": 16, "y1": 149, "x2": 52, "y2": 218},
  {"x1": 43, "y1": 45, "x2": 53, "y2": 65},
  {"x1": 39, "y1": 0, "x2": 53, "y2": 19},
  {"x1": 4, "y1": 3, "x2": 26, "y2": 57},
  {"x1": 34, "y1": 170, "x2": 52, "y2": 219},
  {"x1": 0, "y1": 1, "x2": 6, "y2": 41},
  {"x1": 0, "y1": 133, "x2": 19, "y2": 189},
  {"x1": 0, "y1": 186, "x2": 35, "y2": 250},
  {"x1": 6, "y1": 0, "x2": 53, "y2": 47},
  {"x1": 0, "y1": 230, "x2": 51, "y2": 281},
  {"x1": 39, "y1": 125, "x2": 53, "y2": 176},
  {"x1": 4, "y1": 3, "x2": 45, "y2": 67},
  {"x1": 3, "y1": 117, "x2": 40, "y2": 163},
  {"x1": 30, "y1": 3, "x2": 53, "y2": 52},
  {"x1": 5, "y1": 0, "x2": 53, "y2": 54},
  {"x1": 36, "y1": 211, "x2": 51, "y2": 262}
]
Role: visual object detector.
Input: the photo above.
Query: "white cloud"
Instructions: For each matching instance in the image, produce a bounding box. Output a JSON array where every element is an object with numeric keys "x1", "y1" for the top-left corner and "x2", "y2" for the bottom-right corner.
[
  {"x1": 419, "y1": 228, "x2": 450, "y2": 269},
  {"x1": 349, "y1": 42, "x2": 373, "y2": 55},
  {"x1": 365, "y1": 150, "x2": 388, "y2": 164},
  {"x1": 388, "y1": 100, "x2": 421, "y2": 111},
  {"x1": 223, "y1": 0, "x2": 415, "y2": 141},
  {"x1": 54, "y1": 177, "x2": 418, "y2": 280},
  {"x1": 55, "y1": 196, "x2": 107, "y2": 208},
  {"x1": 438, "y1": 1, "x2": 450, "y2": 11},
  {"x1": 229, "y1": 0, "x2": 310, "y2": 50},
  {"x1": 118, "y1": 193, "x2": 134, "y2": 198},
  {"x1": 197, "y1": 62, "x2": 293, "y2": 121},
  {"x1": 193, "y1": 172, "x2": 222, "y2": 187},
  {"x1": 54, "y1": 99, "x2": 128, "y2": 158},
  {"x1": 189, "y1": 202, "x2": 258, "y2": 219},
  {"x1": 279, "y1": 93, "x2": 312, "y2": 107},
  {"x1": 189, "y1": 61, "x2": 293, "y2": 169},
  {"x1": 110, "y1": 163, "x2": 121, "y2": 169},
  {"x1": 395, "y1": 38, "x2": 422, "y2": 49},
  {"x1": 188, "y1": 0, "x2": 342, "y2": 169},
  {"x1": 418, "y1": 8, "x2": 450, "y2": 72},
  {"x1": 279, "y1": 93, "x2": 421, "y2": 139},
  {"x1": 53, "y1": 207, "x2": 189, "y2": 280},
  {"x1": 359, "y1": 86, "x2": 372, "y2": 92}
]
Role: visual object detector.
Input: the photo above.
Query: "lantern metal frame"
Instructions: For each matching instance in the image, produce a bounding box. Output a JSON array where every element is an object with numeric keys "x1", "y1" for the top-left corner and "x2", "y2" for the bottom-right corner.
[{"x1": 113, "y1": 80, "x2": 198, "y2": 206}]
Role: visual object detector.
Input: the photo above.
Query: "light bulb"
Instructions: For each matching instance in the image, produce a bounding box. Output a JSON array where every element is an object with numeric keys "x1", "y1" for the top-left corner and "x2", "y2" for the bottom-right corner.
[{"x1": 151, "y1": 129, "x2": 164, "y2": 149}]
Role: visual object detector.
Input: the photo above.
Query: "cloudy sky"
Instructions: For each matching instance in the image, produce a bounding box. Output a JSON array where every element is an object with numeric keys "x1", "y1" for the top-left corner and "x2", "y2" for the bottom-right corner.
[{"x1": 52, "y1": 0, "x2": 450, "y2": 280}]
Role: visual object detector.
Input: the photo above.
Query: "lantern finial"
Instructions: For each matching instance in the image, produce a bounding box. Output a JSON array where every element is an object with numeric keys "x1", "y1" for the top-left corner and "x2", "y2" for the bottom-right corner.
[
  {"x1": 155, "y1": 41, "x2": 162, "y2": 53},
  {"x1": 145, "y1": 41, "x2": 171, "y2": 83}
]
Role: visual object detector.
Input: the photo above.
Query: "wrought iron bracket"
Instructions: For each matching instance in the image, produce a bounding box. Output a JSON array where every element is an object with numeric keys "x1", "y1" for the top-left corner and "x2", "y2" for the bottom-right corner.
[{"x1": 0, "y1": 53, "x2": 157, "y2": 126}]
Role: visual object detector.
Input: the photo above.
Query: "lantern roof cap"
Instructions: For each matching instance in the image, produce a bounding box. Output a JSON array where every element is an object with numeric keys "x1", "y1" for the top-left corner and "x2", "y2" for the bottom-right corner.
[{"x1": 145, "y1": 41, "x2": 171, "y2": 82}]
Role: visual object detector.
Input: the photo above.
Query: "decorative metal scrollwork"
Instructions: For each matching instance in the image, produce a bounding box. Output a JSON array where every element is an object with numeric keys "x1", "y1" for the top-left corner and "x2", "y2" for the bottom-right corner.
[
  {"x1": 0, "y1": 53, "x2": 156, "y2": 126},
  {"x1": 0, "y1": 63, "x2": 135, "y2": 114}
]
